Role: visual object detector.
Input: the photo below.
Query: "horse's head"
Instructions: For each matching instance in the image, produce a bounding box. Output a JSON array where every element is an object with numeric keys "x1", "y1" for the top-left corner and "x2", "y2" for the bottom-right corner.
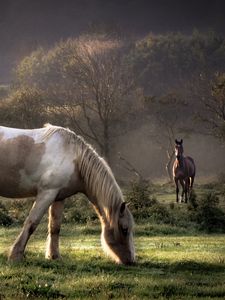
[
  {"x1": 175, "y1": 139, "x2": 183, "y2": 160},
  {"x1": 101, "y1": 202, "x2": 135, "y2": 265}
]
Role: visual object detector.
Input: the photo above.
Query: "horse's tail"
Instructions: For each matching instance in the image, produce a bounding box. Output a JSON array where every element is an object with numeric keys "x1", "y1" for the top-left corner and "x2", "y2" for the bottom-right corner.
[{"x1": 186, "y1": 156, "x2": 196, "y2": 177}]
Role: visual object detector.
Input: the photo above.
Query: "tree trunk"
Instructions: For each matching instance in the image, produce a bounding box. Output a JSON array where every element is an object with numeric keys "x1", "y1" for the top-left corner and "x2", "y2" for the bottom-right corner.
[
  {"x1": 103, "y1": 122, "x2": 110, "y2": 163},
  {"x1": 166, "y1": 150, "x2": 174, "y2": 182}
]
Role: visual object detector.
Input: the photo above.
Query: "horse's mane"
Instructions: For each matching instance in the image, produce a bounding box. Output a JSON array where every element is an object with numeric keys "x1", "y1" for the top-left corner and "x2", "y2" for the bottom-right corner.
[{"x1": 43, "y1": 124, "x2": 123, "y2": 225}]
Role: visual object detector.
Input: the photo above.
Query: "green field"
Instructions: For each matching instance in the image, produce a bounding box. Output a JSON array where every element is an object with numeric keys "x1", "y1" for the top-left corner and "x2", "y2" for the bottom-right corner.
[
  {"x1": 0, "y1": 182, "x2": 224, "y2": 299},
  {"x1": 1, "y1": 222, "x2": 225, "y2": 300}
]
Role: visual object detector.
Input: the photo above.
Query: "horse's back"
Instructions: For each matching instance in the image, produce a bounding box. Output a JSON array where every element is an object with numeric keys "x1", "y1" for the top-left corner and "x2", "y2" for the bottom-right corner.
[
  {"x1": 0, "y1": 125, "x2": 76, "y2": 198},
  {"x1": 0, "y1": 126, "x2": 46, "y2": 140}
]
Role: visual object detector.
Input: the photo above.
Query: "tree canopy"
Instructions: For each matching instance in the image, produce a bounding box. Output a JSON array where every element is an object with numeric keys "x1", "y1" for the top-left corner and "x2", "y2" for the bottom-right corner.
[{"x1": 1, "y1": 30, "x2": 225, "y2": 177}]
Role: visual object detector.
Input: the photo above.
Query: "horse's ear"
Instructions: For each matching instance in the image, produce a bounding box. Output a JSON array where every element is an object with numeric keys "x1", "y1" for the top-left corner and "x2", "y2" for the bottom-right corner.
[
  {"x1": 175, "y1": 139, "x2": 178, "y2": 144},
  {"x1": 120, "y1": 202, "x2": 126, "y2": 216},
  {"x1": 180, "y1": 139, "x2": 183, "y2": 144}
]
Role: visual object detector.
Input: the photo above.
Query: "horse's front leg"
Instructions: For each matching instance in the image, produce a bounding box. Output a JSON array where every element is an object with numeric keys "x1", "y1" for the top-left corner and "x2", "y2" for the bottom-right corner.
[
  {"x1": 180, "y1": 179, "x2": 185, "y2": 202},
  {"x1": 8, "y1": 189, "x2": 58, "y2": 262},
  {"x1": 46, "y1": 200, "x2": 65, "y2": 260}
]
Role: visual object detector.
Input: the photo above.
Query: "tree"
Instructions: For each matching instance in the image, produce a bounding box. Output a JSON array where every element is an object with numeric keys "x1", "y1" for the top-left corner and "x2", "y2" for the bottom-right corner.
[
  {"x1": 198, "y1": 73, "x2": 225, "y2": 142},
  {"x1": 128, "y1": 30, "x2": 225, "y2": 95},
  {"x1": 144, "y1": 93, "x2": 190, "y2": 181},
  {"x1": 11, "y1": 35, "x2": 139, "y2": 162},
  {"x1": 0, "y1": 87, "x2": 48, "y2": 128},
  {"x1": 127, "y1": 30, "x2": 225, "y2": 178},
  {"x1": 60, "y1": 37, "x2": 138, "y2": 160},
  {"x1": 0, "y1": 85, "x2": 9, "y2": 100}
]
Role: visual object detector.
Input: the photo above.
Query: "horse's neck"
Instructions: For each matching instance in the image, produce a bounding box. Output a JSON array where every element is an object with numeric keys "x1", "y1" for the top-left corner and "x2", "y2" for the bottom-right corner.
[
  {"x1": 77, "y1": 142, "x2": 123, "y2": 227},
  {"x1": 84, "y1": 178, "x2": 121, "y2": 228},
  {"x1": 178, "y1": 155, "x2": 185, "y2": 168}
]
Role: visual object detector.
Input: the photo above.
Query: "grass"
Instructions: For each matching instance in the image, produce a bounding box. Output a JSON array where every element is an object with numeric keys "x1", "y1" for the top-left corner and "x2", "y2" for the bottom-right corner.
[
  {"x1": 1, "y1": 222, "x2": 225, "y2": 299},
  {"x1": 153, "y1": 183, "x2": 225, "y2": 210},
  {"x1": 0, "y1": 182, "x2": 224, "y2": 299}
]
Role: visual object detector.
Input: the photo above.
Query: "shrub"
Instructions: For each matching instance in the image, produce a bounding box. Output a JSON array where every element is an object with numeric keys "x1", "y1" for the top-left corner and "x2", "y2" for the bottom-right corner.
[
  {"x1": 148, "y1": 203, "x2": 174, "y2": 224},
  {"x1": 193, "y1": 192, "x2": 225, "y2": 233},
  {"x1": 125, "y1": 180, "x2": 174, "y2": 224},
  {"x1": 0, "y1": 201, "x2": 13, "y2": 226},
  {"x1": 125, "y1": 180, "x2": 156, "y2": 210},
  {"x1": 217, "y1": 172, "x2": 225, "y2": 185},
  {"x1": 187, "y1": 189, "x2": 198, "y2": 210},
  {"x1": 64, "y1": 194, "x2": 98, "y2": 224},
  {"x1": 8, "y1": 198, "x2": 33, "y2": 224},
  {"x1": 220, "y1": 186, "x2": 225, "y2": 200}
]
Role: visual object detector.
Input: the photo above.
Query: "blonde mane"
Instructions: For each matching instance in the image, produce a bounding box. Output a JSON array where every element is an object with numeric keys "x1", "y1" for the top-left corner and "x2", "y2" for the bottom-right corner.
[
  {"x1": 78, "y1": 141, "x2": 124, "y2": 224},
  {"x1": 44, "y1": 124, "x2": 123, "y2": 225}
]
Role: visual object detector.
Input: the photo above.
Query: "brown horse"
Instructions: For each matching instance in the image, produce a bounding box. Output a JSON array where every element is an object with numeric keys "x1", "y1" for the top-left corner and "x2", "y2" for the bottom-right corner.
[
  {"x1": 173, "y1": 139, "x2": 196, "y2": 203},
  {"x1": 0, "y1": 124, "x2": 135, "y2": 264}
]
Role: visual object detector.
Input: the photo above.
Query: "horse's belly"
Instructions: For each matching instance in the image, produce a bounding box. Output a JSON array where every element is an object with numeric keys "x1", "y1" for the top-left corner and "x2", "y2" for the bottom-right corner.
[
  {"x1": 0, "y1": 173, "x2": 37, "y2": 198},
  {"x1": 0, "y1": 189, "x2": 36, "y2": 198},
  {"x1": 174, "y1": 170, "x2": 184, "y2": 179}
]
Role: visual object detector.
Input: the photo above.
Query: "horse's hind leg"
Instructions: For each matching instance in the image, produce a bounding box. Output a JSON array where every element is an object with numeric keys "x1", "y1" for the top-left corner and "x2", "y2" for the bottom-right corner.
[
  {"x1": 8, "y1": 189, "x2": 58, "y2": 262},
  {"x1": 175, "y1": 178, "x2": 179, "y2": 203},
  {"x1": 190, "y1": 176, "x2": 195, "y2": 190},
  {"x1": 184, "y1": 178, "x2": 190, "y2": 203},
  {"x1": 190, "y1": 176, "x2": 194, "y2": 197},
  {"x1": 46, "y1": 200, "x2": 65, "y2": 260}
]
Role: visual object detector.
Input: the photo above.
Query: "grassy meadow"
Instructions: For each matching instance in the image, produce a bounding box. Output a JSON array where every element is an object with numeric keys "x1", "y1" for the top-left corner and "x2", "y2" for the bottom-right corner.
[{"x1": 0, "y1": 183, "x2": 225, "y2": 299}]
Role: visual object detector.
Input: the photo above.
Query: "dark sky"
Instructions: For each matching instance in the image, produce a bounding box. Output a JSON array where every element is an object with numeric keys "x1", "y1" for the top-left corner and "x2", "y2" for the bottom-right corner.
[{"x1": 0, "y1": 0, "x2": 225, "y2": 83}]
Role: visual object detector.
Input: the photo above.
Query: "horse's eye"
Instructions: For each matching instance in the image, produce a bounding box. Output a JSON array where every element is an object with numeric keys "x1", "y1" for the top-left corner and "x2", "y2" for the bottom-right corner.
[{"x1": 121, "y1": 228, "x2": 128, "y2": 236}]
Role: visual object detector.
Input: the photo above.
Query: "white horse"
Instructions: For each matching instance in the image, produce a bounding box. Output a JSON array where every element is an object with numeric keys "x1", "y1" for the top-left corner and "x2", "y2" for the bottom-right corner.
[{"x1": 0, "y1": 124, "x2": 135, "y2": 265}]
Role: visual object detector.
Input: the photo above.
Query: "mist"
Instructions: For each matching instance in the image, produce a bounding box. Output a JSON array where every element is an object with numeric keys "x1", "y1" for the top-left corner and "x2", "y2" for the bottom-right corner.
[
  {"x1": 0, "y1": 0, "x2": 225, "y2": 183},
  {"x1": 113, "y1": 122, "x2": 225, "y2": 182}
]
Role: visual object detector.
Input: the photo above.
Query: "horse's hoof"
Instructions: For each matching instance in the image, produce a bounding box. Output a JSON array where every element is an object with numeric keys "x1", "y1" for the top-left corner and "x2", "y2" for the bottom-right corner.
[
  {"x1": 8, "y1": 253, "x2": 24, "y2": 263},
  {"x1": 45, "y1": 253, "x2": 62, "y2": 260}
]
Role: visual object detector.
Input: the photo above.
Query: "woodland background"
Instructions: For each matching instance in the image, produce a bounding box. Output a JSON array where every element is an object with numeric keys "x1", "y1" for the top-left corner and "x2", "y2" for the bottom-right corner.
[{"x1": 0, "y1": 30, "x2": 225, "y2": 183}]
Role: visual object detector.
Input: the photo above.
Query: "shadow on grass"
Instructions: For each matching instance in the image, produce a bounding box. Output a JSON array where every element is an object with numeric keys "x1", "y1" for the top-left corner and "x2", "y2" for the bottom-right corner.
[
  {"x1": 1, "y1": 251, "x2": 224, "y2": 275},
  {"x1": 138, "y1": 259, "x2": 225, "y2": 274},
  {"x1": 1, "y1": 252, "x2": 225, "y2": 299}
]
